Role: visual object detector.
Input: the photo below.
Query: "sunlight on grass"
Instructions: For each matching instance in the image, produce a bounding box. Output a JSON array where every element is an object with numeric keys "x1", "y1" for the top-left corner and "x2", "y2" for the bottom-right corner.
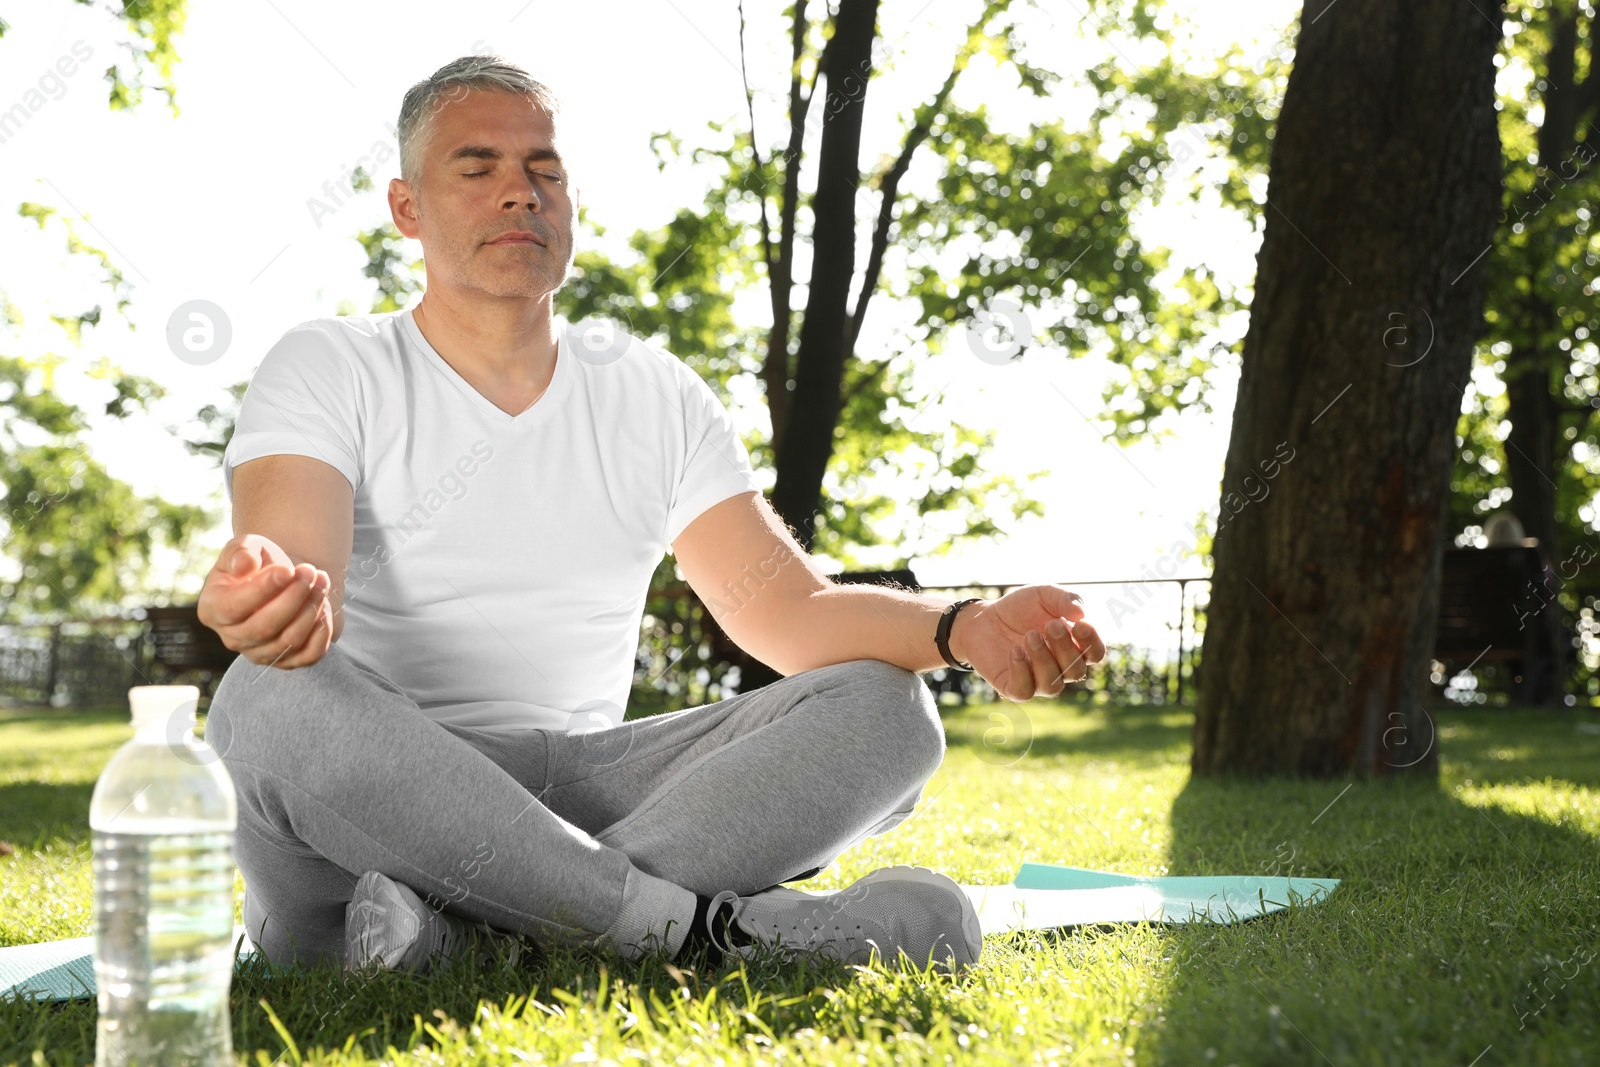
[
  {"x1": 1453, "y1": 780, "x2": 1600, "y2": 836},
  {"x1": 2, "y1": 700, "x2": 1596, "y2": 1066}
]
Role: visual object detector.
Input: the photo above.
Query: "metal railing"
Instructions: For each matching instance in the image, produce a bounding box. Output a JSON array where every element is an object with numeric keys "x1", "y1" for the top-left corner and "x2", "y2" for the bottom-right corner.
[
  {"x1": 1, "y1": 577, "x2": 1212, "y2": 712},
  {"x1": 0, "y1": 616, "x2": 154, "y2": 709},
  {"x1": 629, "y1": 576, "x2": 1211, "y2": 714},
  {"x1": 913, "y1": 578, "x2": 1211, "y2": 707}
]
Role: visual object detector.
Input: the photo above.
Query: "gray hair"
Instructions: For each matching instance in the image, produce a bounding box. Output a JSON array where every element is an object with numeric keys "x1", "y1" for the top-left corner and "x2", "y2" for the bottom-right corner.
[{"x1": 397, "y1": 55, "x2": 562, "y2": 187}]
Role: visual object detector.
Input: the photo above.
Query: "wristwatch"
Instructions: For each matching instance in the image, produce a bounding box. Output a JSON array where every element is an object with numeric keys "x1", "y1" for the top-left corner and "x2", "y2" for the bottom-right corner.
[{"x1": 936, "y1": 598, "x2": 984, "y2": 672}]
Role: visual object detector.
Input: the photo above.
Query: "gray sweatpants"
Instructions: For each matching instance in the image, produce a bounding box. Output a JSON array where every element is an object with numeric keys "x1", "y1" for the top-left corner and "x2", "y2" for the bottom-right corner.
[{"x1": 203, "y1": 642, "x2": 946, "y2": 969}]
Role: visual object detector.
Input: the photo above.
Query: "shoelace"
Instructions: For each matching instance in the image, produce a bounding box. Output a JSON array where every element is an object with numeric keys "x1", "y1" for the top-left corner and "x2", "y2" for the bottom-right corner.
[
  {"x1": 705, "y1": 889, "x2": 743, "y2": 953},
  {"x1": 710, "y1": 889, "x2": 872, "y2": 959}
]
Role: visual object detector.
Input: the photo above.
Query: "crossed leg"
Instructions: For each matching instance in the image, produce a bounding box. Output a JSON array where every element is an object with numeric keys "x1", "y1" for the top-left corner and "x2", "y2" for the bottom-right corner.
[{"x1": 204, "y1": 642, "x2": 945, "y2": 970}]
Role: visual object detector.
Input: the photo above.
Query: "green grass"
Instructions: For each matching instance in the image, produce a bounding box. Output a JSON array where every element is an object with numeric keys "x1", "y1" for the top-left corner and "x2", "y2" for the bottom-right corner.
[{"x1": 2, "y1": 698, "x2": 1597, "y2": 1066}]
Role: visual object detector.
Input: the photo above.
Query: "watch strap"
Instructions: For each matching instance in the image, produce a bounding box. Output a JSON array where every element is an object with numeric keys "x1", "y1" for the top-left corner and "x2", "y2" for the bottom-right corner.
[{"x1": 936, "y1": 598, "x2": 984, "y2": 672}]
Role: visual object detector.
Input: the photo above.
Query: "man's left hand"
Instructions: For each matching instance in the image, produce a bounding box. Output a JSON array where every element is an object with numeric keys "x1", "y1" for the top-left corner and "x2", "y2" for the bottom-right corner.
[{"x1": 951, "y1": 585, "x2": 1106, "y2": 702}]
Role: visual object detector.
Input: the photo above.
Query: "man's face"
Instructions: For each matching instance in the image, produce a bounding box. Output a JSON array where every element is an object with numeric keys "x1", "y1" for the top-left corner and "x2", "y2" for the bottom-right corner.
[{"x1": 392, "y1": 88, "x2": 578, "y2": 301}]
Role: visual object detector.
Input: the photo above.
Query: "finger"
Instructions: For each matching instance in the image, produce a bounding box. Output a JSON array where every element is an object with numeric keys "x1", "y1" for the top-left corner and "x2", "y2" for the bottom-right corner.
[
  {"x1": 217, "y1": 535, "x2": 289, "y2": 579},
  {"x1": 1043, "y1": 618, "x2": 1090, "y2": 684},
  {"x1": 273, "y1": 573, "x2": 331, "y2": 663},
  {"x1": 233, "y1": 564, "x2": 322, "y2": 653},
  {"x1": 209, "y1": 559, "x2": 300, "y2": 630},
  {"x1": 1072, "y1": 619, "x2": 1107, "y2": 664},
  {"x1": 1047, "y1": 588, "x2": 1088, "y2": 624},
  {"x1": 1024, "y1": 629, "x2": 1063, "y2": 697},
  {"x1": 219, "y1": 542, "x2": 256, "y2": 578},
  {"x1": 272, "y1": 591, "x2": 333, "y2": 669},
  {"x1": 207, "y1": 569, "x2": 291, "y2": 634},
  {"x1": 247, "y1": 573, "x2": 329, "y2": 666},
  {"x1": 1008, "y1": 641, "x2": 1037, "y2": 701},
  {"x1": 262, "y1": 609, "x2": 328, "y2": 671}
]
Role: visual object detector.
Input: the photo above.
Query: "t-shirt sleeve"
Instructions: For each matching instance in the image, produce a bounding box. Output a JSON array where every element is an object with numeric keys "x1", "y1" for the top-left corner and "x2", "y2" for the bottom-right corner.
[
  {"x1": 664, "y1": 361, "x2": 763, "y2": 548},
  {"x1": 223, "y1": 325, "x2": 363, "y2": 504}
]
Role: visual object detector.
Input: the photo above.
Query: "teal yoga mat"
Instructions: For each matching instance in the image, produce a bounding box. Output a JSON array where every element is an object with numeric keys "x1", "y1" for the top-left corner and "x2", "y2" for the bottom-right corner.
[
  {"x1": 0, "y1": 927, "x2": 257, "y2": 1003},
  {"x1": 1, "y1": 865, "x2": 1338, "y2": 1002},
  {"x1": 963, "y1": 863, "x2": 1339, "y2": 934}
]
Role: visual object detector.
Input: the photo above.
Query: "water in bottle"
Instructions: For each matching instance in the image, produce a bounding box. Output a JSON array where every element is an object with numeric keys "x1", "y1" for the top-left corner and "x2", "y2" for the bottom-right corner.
[{"x1": 90, "y1": 685, "x2": 238, "y2": 1067}]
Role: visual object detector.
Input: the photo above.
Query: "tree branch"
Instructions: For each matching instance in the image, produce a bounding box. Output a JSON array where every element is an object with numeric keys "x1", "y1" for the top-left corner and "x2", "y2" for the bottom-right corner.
[
  {"x1": 846, "y1": 0, "x2": 1012, "y2": 355},
  {"x1": 738, "y1": 1, "x2": 778, "y2": 290},
  {"x1": 758, "y1": 0, "x2": 817, "y2": 455},
  {"x1": 1572, "y1": 9, "x2": 1600, "y2": 128},
  {"x1": 841, "y1": 356, "x2": 893, "y2": 405}
]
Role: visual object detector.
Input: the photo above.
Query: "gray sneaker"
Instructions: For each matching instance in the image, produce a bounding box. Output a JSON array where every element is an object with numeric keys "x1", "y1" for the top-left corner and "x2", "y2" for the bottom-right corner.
[
  {"x1": 344, "y1": 870, "x2": 517, "y2": 974},
  {"x1": 708, "y1": 865, "x2": 983, "y2": 973}
]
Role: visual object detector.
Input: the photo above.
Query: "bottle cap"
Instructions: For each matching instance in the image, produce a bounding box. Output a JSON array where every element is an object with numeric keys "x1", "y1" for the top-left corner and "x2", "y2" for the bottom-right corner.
[{"x1": 128, "y1": 685, "x2": 200, "y2": 737}]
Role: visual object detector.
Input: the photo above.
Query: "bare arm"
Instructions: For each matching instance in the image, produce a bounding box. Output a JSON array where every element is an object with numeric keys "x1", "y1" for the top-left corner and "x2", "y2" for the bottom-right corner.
[
  {"x1": 197, "y1": 455, "x2": 354, "y2": 668},
  {"x1": 671, "y1": 491, "x2": 1106, "y2": 700},
  {"x1": 672, "y1": 492, "x2": 964, "y2": 675}
]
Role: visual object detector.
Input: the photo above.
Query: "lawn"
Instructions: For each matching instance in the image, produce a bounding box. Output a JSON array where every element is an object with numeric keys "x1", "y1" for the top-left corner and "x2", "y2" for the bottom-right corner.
[{"x1": 1, "y1": 696, "x2": 1596, "y2": 1066}]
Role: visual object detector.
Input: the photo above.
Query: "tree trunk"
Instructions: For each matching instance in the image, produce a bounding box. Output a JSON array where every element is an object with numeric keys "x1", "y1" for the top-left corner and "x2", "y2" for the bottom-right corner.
[
  {"x1": 1502, "y1": 341, "x2": 1560, "y2": 557},
  {"x1": 1501, "y1": 336, "x2": 1569, "y2": 706},
  {"x1": 768, "y1": 0, "x2": 880, "y2": 552},
  {"x1": 1494, "y1": 7, "x2": 1594, "y2": 704},
  {"x1": 1191, "y1": 0, "x2": 1503, "y2": 778}
]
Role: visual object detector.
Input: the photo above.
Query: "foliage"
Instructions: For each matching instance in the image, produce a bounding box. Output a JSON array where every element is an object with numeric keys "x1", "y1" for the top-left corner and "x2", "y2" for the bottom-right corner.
[
  {"x1": 1444, "y1": 0, "x2": 1600, "y2": 691},
  {"x1": 0, "y1": 0, "x2": 190, "y2": 111},
  {"x1": 545, "y1": 0, "x2": 1288, "y2": 567},
  {"x1": 1, "y1": 207, "x2": 210, "y2": 623},
  {"x1": 178, "y1": 381, "x2": 248, "y2": 468},
  {"x1": 349, "y1": 223, "x2": 426, "y2": 316},
  {"x1": 1018, "y1": 0, "x2": 1293, "y2": 443},
  {"x1": 1064, "y1": 1, "x2": 1600, "y2": 698},
  {"x1": 1, "y1": 1, "x2": 209, "y2": 623}
]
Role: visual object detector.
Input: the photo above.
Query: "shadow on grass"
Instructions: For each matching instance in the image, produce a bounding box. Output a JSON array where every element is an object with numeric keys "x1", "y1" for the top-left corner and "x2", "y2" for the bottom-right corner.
[
  {"x1": 1028, "y1": 702, "x2": 1191, "y2": 761},
  {"x1": 1434, "y1": 705, "x2": 1600, "y2": 790},
  {"x1": 938, "y1": 698, "x2": 1194, "y2": 765},
  {"x1": 0, "y1": 782, "x2": 96, "y2": 851},
  {"x1": 6, "y1": 701, "x2": 1597, "y2": 1065},
  {"x1": 1, "y1": 918, "x2": 981, "y2": 1065},
  {"x1": 1145, "y1": 706, "x2": 1600, "y2": 1066}
]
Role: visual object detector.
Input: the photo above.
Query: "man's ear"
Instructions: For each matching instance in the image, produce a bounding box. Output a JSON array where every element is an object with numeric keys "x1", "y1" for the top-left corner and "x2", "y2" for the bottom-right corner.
[{"x1": 389, "y1": 177, "x2": 421, "y2": 238}]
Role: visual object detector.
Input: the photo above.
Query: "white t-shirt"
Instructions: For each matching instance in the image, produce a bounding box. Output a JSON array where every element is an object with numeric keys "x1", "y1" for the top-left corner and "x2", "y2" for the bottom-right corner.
[{"x1": 222, "y1": 307, "x2": 763, "y2": 733}]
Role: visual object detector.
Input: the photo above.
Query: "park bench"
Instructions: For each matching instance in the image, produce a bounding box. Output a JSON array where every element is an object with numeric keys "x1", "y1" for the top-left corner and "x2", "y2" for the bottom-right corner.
[
  {"x1": 1433, "y1": 543, "x2": 1565, "y2": 705},
  {"x1": 142, "y1": 603, "x2": 238, "y2": 703}
]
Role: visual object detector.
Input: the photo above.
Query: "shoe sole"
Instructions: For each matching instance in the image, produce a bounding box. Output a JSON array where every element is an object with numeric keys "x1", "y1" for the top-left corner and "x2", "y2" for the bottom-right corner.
[
  {"x1": 850, "y1": 865, "x2": 984, "y2": 970},
  {"x1": 345, "y1": 870, "x2": 424, "y2": 971}
]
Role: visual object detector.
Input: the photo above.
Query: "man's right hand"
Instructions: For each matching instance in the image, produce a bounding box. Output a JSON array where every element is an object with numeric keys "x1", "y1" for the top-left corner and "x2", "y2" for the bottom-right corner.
[{"x1": 198, "y1": 533, "x2": 333, "y2": 669}]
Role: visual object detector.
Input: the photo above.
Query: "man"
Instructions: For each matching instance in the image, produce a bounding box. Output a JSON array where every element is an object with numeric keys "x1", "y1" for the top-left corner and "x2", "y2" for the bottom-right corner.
[{"x1": 198, "y1": 55, "x2": 1104, "y2": 977}]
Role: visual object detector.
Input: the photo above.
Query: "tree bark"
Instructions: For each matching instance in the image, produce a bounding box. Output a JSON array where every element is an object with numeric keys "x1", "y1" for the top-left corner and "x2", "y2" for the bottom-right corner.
[
  {"x1": 768, "y1": 0, "x2": 880, "y2": 552},
  {"x1": 1191, "y1": 0, "x2": 1503, "y2": 777}
]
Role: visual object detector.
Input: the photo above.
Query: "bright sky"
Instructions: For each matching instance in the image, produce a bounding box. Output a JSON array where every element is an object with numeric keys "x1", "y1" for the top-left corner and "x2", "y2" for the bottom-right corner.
[{"x1": 0, "y1": 0, "x2": 1299, "y2": 654}]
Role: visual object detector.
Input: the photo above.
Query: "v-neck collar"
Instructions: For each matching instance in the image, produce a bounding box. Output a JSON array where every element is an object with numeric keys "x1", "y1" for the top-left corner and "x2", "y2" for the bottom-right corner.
[{"x1": 401, "y1": 306, "x2": 573, "y2": 427}]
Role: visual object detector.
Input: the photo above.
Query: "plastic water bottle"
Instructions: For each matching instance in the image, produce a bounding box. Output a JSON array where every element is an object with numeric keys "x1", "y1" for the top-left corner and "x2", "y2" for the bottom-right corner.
[{"x1": 90, "y1": 685, "x2": 237, "y2": 1067}]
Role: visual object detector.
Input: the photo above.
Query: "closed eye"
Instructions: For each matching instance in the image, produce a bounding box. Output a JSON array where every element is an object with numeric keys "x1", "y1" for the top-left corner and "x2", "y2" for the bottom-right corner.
[{"x1": 462, "y1": 171, "x2": 564, "y2": 181}]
